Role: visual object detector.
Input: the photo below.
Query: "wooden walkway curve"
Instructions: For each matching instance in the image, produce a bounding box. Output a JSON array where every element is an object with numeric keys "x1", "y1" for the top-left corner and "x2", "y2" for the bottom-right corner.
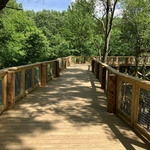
[{"x1": 0, "y1": 64, "x2": 149, "y2": 150}]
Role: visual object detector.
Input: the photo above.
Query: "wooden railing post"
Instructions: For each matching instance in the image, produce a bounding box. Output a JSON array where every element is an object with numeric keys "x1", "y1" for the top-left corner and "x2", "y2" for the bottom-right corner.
[
  {"x1": 56, "y1": 60, "x2": 60, "y2": 77},
  {"x1": 96, "y1": 62, "x2": 100, "y2": 79},
  {"x1": 92, "y1": 60, "x2": 95, "y2": 73},
  {"x1": 7, "y1": 71, "x2": 15, "y2": 110},
  {"x1": 64, "y1": 58, "x2": 67, "y2": 69},
  {"x1": 101, "y1": 66, "x2": 106, "y2": 89},
  {"x1": 68, "y1": 57, "x2": 71, "y2": 66},
  {"x1": 130, "y1": 84, "x2": 139, "y2": 126},
  {"x1": 94, "y1": 61, "x2": 97, "y2": 74},
  {"x1": 41, "y1": 63, "x2": 46, "y2": 86},
  {"x1": 99, "y1": 64, "x2": 102, "y2": 83},
  {"x1": 107, "y1": 74, "x2": 117, "y2": 113}
]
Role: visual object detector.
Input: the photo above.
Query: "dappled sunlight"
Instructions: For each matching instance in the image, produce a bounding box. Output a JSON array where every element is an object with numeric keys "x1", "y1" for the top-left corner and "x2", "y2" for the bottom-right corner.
[{"x1": 0, "y1": 64, "x2": 149, "y2": 150}]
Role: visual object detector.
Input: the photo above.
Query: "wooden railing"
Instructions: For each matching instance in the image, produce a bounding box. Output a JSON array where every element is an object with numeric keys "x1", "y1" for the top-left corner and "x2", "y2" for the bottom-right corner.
[
  {"x1": 94, "y1": 56, "x2": 150, "y2": 67},
  {"x1": 92, "y1": 58, "x2": 150, "y2": 141},
  {"x1": 0, "y1": 57, "x2": 71, "y2": 113},
  {"x1": 1, "y1": 55, "x2": 150, "y2": 141}
]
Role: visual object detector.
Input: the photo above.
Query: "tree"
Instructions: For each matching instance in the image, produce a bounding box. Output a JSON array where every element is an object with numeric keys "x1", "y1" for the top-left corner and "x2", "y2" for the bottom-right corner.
[
  {"x1": 62, "y1": 0, "x2": 100, "y2": 56},
  {"x1": 121, "y1": 0, "x2": 150, "y2": 77},
  {"x1": 34, "y1": 10, "x2": 67, "y2": 59},
  {"x1": 81, "y1": 0, "x2": 119, "y2": 62},
  {"x1": 0, "y1": 0, "x2": 49, "y2": 68}
]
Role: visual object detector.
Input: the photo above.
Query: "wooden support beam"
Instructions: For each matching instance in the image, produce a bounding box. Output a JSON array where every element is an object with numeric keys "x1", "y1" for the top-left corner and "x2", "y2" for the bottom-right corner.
[
  {"x1": 7, "y1": 71, "x2": 15, "y2": 110},
  {"x1": 92, "y1": 60, "x2": 95, "y2": 73},
  {"x1": 41, "y1": 64, "x2": 47, "y2": 86},
  {"x1": 96, "y1": 62, "x2": 100, "y2": 79},
  {"x1": 107, "y1": 74, "x2": 117, "y2": 113},
  {"x1": 101, "y1": 67, "x2": 106, "y2": 89},
  {"x1": 56, "y1": 60, "x2": 60, "y2": 77}
]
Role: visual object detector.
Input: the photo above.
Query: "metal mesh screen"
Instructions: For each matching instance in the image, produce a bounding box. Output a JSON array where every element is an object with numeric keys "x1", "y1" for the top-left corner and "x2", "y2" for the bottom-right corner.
[
  {"x1": 34, "y1": 67, "x2": 39, "y2": 85},
  {"x1": 99, "y1": 66, "x2": 101, "y2": 82},
  {"x1": 86, "y1": 57, "x2": 91, "y2": 63},
  {"x1": 120, "y1": 82, "x2": 132, "y2": 116},
  {"x1": 47, "y1": 64, "x2": 51, "y2": 78},
  {"x1": 0, "y1": 78, "x2": 3, "y2": 105},
  {"x1": 76, "y1": 57, "x2": 80, "y2": 63},
  {"x1": 138, "y1": 89, "x2": 150, "y2": 132},
  {"x1": 119, "y1": 58, "x2": 125, "y2": 65},
  {"x1": 71, "y1": 57, "x2": 75, "y2": 63},
  {"x1": 52, "y1": 63, "x2": 55, "y2": 76},
  {"x1": 25, "y1": 69, "x2": 32, "y2": 90},
  {"x1": 15, "y1": 71, "x2": 21, "y2": 96}
]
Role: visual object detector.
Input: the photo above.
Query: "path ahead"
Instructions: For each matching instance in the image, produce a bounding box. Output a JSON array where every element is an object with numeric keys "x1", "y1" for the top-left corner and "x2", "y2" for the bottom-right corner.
[{"x1": 0, "y1": 64, "x2": 149, "y2": 150}]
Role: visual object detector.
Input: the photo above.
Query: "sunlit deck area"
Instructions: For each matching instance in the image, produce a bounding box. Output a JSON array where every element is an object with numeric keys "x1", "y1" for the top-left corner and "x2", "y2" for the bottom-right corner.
[{"x1": 0, "y1": 64, "x2": 149, "y2": 150}]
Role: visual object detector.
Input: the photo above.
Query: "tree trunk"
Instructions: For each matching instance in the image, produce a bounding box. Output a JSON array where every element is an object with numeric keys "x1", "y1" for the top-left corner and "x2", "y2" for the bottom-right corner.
[
  {"x1": 102, "y1": 33, "x2": 111, "y2": 63},
  {"x1": 134, "y1": 38, "x2": 141, "y2": 77}
]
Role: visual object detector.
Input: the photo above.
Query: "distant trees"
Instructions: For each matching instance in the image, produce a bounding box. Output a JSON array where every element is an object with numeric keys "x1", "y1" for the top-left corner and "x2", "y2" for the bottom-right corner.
[
  {"x1": 120, "y1": 0, "x2": 150, "y2": 77},
  {"x1": 63, "y1": 0, "x2": 100, "y2": 56},
  {"x1": 0, "y1": 0, "x2": 49, "y2": 68},
  {"x1": 1, "y1": 0, "x2": 150, "y2": 80}
]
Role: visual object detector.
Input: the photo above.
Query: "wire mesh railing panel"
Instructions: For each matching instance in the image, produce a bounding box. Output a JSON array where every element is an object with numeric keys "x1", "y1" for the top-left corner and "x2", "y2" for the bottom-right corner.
[
  {"x1": 51, "y1": 63, "x2": 55, "y2": 76},
  {"x1": 15, "y1": 71, "x2": 21, "y2": 97},
  {"x1": 86, "y1": 57, "x2": 91, "y2": 63},
  {"x1": 112, "y1": 57, "x2": 117, "y2": 64},
  {"x1": 139, "y1": 57, "x2": 144, "y2": 64},
  {"x1": 138, "y1": 89, "x2": 150, "y2": 132},
  {"x1": 119, "y1": 58, "x2": 126, "y2": 64},
  {"x1": 129, "y1": 57, "x2": 134, "y2": 64},
  {"x1": 76, "y1": 57, "x2": 80, "y2": 63},
  {"x1": 0, "y1": 78, "x2": 3, "y2": 105},
  {"x1": 47, "y1": 64, "x2": 51, "y2": 78},
  {"x1": 99, "y1": 65, "x2": 102, "y2": 83},
  {"x1": 71, "y1": 57, "x2": 75, "y2": 63},
  {"x1": 34, "y1": 67, "x2": 40, "y2": 85},
  {"x1": 120, "y1": 81, "x2": 132, "y2": 116},
  {"x1": 25, "y1": 69, "x2": 32, "y2": 90}
]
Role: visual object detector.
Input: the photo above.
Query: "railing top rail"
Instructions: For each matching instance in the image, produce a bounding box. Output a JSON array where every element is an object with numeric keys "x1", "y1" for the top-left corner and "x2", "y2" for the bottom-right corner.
[
  {"x1": 0, "y1": 59, "x2": 61, "y2": 72},
  {"x1": 0, "y1": 70, "x2": 7, "y2": 77},
  {"x1": 96, "y1": 59, "x2": 150, "y2": 91}
]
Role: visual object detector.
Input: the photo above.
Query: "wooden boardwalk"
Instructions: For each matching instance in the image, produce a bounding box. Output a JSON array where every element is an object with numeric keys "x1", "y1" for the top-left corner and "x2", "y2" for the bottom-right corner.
[{"x1": 0, "y1": 64, "x2": 149, "y2": 150}]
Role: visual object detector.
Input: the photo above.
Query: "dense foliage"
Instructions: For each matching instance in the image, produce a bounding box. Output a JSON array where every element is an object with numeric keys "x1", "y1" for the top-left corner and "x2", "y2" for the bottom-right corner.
[{"x1": 0, "y1": 0, "x2": 150, "y2": 79}]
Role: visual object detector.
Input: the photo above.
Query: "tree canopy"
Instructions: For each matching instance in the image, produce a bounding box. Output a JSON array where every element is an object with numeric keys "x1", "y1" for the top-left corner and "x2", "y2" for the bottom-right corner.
[{"x1": 1, "y1": 0, "x2": 150, "y2": 79}]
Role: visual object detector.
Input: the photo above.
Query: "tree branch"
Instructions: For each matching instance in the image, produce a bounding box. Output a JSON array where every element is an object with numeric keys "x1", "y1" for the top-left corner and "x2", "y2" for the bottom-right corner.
[{"x1": 5, "y1": 6, "x2": 23, "y2": 10}]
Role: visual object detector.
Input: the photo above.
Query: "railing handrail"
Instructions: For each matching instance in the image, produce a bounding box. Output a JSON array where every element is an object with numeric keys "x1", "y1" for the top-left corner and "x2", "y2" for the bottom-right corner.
[
  {"x1": 0, "y1": 56, "x2": 72, "y2": 114},
  {"x1": 0, "y1": 70, "x2": 7, "y2": 77},
  {"x1": 0, "y1": 55, "x2": 150, "y2": 141},
  {"x1": 92, "y1": 58, "x2": 150, "y2": 142}
]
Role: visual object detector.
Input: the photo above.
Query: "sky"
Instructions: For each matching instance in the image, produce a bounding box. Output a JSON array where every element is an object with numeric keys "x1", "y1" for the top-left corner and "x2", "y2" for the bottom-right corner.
[{"x1": 16, "y1": 0, "x2": 75, "y2": 12}]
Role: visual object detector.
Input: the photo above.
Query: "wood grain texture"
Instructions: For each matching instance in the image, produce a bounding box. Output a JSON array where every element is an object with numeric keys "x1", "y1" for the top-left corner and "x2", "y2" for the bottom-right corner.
[{"x1": 0, "y1": 64, "x2": 149, "y2": 150}]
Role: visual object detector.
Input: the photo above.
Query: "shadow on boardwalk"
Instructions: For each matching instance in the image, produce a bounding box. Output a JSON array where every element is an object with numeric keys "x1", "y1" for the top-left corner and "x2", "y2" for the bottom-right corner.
[{"x1": 0, "y1": 64, "x2": 149, "y2": 150}]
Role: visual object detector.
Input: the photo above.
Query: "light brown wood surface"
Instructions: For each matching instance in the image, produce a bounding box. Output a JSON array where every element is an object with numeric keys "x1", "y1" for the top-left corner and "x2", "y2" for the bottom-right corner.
[{"x1": 0, "y1": 64, "x2": 149, "y2": 150}]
